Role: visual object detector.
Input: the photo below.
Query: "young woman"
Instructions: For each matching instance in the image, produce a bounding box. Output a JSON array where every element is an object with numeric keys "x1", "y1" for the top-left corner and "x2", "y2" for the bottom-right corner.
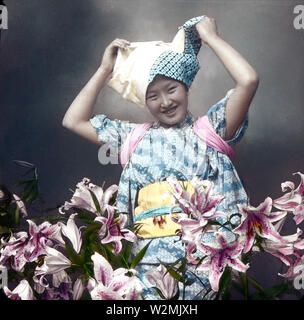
[{"x1": 62, "y1": 15, "x2": 258, "y2": 299}]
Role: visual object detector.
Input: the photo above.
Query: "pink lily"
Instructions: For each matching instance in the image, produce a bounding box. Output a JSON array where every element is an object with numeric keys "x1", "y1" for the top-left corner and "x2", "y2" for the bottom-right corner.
[
  {"x1": 278, "y1": 250, "x2": 304, "y2": 280},
  {"x1": 95, "y1": 210, "x2": 136, "y2": 254},
  {"x1": 146, "y1": 264, "x2": 179, "y2": 300},
  {"x1": 273, "y1": 172, "x2": 304, "y2": 225},
  {"x1": 166, "y1": 177, "x2": 225, "y2": 256},
  {"x1": 233, "y1": 197, "x2": 287, "y2": 253},
  {"x1": 13, "y1": 160, "x2": 34, "y2": 168},
  {"x1": 4, "y1": 279, "x2": 35, "y2": 300},
  {"x1": 167, "y1": 177, "x2": 225, "y2": 236},
  {"x1": 59, "y1": 177, "x2": 118, "y2": 216},
  {"x1": 24, "y1": 220, "x2": 64, "y2": 262},
  {"x1": 194, "y1": 234, "x2": 248, "y2": 292},
  {"x1": 0, "y1": 231, "x2": 29, "y2": 272},
  {"x1": 254, "y1": 217, "x2": 304, "y2": 266},
  {"x1": 12, "y1": 193, "x2": 28, "y2": 217},
  {"x1": 167, "y1": 177, "x2": 225, "y2": 218},
  {"x1": 87, "y1": 252, "x2": 143, "y2": 300},
  {"x1": 58, "y1": 214, "x2": 82, "y2": 254}
]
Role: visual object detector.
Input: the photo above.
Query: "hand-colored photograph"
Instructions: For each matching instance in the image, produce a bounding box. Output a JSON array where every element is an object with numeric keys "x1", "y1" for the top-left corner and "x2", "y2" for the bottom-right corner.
[{"x1": 0, "y1": 0, "x2": 304, "y2": 302}]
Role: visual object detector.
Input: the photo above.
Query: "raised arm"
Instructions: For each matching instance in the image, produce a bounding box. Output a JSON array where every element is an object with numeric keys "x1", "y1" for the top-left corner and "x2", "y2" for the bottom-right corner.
[
  {"x1": 196, "y1": 16, "x2": 259, "y2": 140},
  {"x1": 62, "y1": 39, "x2": 130, "y2": 145}
]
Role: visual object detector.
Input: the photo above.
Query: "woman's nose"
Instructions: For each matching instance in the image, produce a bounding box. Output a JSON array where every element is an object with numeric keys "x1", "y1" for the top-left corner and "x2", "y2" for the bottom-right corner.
[{"x1": 160, "y1": 93, "x2": 172, "y2": 107}]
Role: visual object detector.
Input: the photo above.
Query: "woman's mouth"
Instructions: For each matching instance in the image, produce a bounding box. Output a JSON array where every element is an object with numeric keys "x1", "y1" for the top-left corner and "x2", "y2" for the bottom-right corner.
[{"x1": 161, "y1": 106, "x2": 177, "y2": 116}]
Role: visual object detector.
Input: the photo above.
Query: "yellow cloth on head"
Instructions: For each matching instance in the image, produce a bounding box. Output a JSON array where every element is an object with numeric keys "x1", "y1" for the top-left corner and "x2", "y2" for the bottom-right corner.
[{"x1": 108, "y1": 29, "x2": 185, "y2": 108}]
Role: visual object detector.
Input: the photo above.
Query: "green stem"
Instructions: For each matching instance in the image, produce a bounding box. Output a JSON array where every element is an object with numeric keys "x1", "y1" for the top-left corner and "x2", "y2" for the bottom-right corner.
[
  {"x1": 30, "y1": 216, "x2": 68, "y2": 222},
  {"x1": 246, "y1": 275, "x2": 265, "y2": 294},
  {"x1": 240, "y1": 272, "x2": 249, "y2": 300}
]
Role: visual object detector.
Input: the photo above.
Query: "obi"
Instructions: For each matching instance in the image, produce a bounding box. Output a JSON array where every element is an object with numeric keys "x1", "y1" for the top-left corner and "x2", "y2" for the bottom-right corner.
[{"x1": 133, "y1": 181, "x2": 195, "y2": 238}]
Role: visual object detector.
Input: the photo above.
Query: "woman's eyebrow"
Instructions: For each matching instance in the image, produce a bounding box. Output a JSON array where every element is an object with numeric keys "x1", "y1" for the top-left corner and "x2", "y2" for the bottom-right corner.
[
  {"x1": 166, "y1": 81, "x2": 178, "y2": 87},
  {"x1": 146, "y1": 90, "x2": 157, "y2": 95}
]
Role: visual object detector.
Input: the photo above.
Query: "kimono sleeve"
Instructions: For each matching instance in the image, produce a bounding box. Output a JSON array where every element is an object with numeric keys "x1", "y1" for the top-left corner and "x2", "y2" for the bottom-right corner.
[
  {"x1": 89, "y1": 114, "x2": 137, "y2": 152},
  {"x1": 206, "y1": 89, "x2": 249, "y2": 146}
]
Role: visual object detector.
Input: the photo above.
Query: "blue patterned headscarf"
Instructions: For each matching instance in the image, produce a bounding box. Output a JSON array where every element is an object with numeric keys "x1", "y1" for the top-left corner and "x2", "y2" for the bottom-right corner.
[
  {"x1": 108, "y1": 16, "x2": 205, "y2": 108},
  {"x1": 148, "y1": 16, "x2": 203, "y2": 88}
]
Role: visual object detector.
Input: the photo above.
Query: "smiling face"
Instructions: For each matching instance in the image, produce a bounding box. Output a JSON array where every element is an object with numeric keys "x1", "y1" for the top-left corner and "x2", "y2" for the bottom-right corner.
[{"x1": 145, "y1": 75, "x2": 189, "y2": 128}]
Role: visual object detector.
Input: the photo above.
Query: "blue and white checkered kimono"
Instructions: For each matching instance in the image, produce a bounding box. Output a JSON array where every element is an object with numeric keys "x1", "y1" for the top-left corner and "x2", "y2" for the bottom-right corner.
[{"x1": 90, "y1": 89, "x2": 249, "y2": 299}]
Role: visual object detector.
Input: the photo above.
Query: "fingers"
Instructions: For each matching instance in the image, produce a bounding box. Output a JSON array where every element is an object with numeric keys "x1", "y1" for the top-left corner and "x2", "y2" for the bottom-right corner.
[
  {"x1": 112, "y1": 38, "x2": 131, "y2": 50},
  {"x1": 203, "y1": 15, "x2": 215, "y2": 20}
]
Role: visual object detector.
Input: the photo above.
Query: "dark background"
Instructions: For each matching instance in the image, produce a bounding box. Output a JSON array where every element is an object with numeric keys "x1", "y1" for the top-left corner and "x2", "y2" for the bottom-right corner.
[{"x1": 1, "y1": 0, "x2": 304, "y2": 297}]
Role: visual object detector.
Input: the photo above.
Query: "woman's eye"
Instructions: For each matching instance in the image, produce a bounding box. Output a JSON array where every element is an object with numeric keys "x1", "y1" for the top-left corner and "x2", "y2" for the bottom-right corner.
[
  {"x1": 168, "y1": 87, "x2": 176, "y2": 93},
  {"x1": 148, "y1": 95, "x2": 157, "y2": 101}
]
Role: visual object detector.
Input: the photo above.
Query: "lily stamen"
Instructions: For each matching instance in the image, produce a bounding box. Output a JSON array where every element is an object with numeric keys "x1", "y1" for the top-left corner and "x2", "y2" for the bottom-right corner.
[{"x1": 253, "y1": 221, "x2": 263, "y2": 233}]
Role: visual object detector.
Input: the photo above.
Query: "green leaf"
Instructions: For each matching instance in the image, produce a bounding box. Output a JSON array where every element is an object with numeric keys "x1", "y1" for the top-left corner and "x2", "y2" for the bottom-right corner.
[
  {"x1": 130, "y1": 240, "x2": 151, "y2": 269},
  {"x1": 83, "y1": 263, "x2": 94, "y2": 277},
  {"x1": 30, "y1": 215, "x2": 68, "y2": 222},
  {"x1": 15, "y1": 179, "x2": 36, "y2": 186},
  {"x1": 251, "y1": 281, "x2": 293, "y2": 300},
  {"x1": 75, "y1": 209, "x2": 96, "y2": 224},
  {"x1": 194, "y1": 255, "x2": 207, "y2": 269},
  {"x1": 239, "y1": 272, "x2": 249, "y2": 299},
  {"x1": 166, "y1": 267, "x2": 184, "y2": 283},
  {"x1": 88, "y1": 190, "x2": 102, "y2": 214},
  {"x1": 119, "y1": 240, "x2": 133, "y2": 268},
  {"x1": 202, "y1": 288, "x2": 213, "y2": 300},
  {"x1": 246, "y1": 275, "x2": 265, "y2": 294},
  {"x1": 215, "y1": 267, "x2": 232, "y2": 300},
  {"x1": 14, "y1": 204, "x2": 20, "y2": 226},
  {"x1": 0, "y1": 226, "x2": 10, "y2": 234},
  {"x1": 176, "y1": 257, "x2": 187, "y2": 274},
  {"x1": 132, "y1": 223, "x2": 144, "y2": 236},
  {"x1": 64, "y1": 240, "x2": 83, "y2": 266},
  {"x1": 82, "y1": 223, "x2": 101, "y2": 240},
  {"x1": 81, "y1": 223, "x2": 101, "y2": 261},
  {"x1": 108, "y1": 190, "x2": 117, "y2": 207},
  {"x1": 26, "y1": 190, "x2": 39, "y2": 203},
  {"x1": 153, "y1": 287, "x2": 166, "y2": 300},
  {"x1": 21, "y1": 181, "x2": 36, "y2": 199}
]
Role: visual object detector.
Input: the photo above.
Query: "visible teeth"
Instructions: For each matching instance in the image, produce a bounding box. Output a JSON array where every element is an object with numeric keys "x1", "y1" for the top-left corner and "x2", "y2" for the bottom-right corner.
[{"x1": 163, "y1": 107, "x2": 176, "y2": 113}]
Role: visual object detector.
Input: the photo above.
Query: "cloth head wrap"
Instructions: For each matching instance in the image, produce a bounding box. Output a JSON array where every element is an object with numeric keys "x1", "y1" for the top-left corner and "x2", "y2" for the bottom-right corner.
[{"x1": 108, "y1": 16, "x2": 204, "y2": 108}]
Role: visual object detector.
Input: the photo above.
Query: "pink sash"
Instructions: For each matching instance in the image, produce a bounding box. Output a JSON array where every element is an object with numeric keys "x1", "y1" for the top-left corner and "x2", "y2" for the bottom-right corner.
[
  {"x1": 120, "y1": 115, "x2": 234, "y2": 167},
  {"x1": 193, "y1": 116, "x2": 234, "y2": 158},
  {"x1": 120, "y1": 123, "x2": 153, "y2": 167}
]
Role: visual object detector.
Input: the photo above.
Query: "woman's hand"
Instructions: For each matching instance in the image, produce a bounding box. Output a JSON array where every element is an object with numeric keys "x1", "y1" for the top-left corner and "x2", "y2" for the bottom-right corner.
[
  {"x1": 195, "y1": 16, "x2": 219, "y2": 45},
  {"x1": 100, "y1": 38, "x2": 130, "y2": 75}
]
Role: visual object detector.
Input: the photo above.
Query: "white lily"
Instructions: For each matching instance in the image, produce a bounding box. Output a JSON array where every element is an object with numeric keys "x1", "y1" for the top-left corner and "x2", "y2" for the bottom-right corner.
[
  {"x1": 72, "y1": 278, "x2": 85, "y2": 300},
  {"x1": 58, "y1": 214, "x2": 82, "y2": 254},
  {"x1": 88, "y1": 252, "x2": 143, "y2": 300},
  {"x1": 146, "y1": 264, "x2": 179, "y2": 299},
  {"x1": 4, "y1": 279, "x2": 35, "y2": 300},
  {"x1": 34, "y1": 247, "x2": 71, "y2": 287}
]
